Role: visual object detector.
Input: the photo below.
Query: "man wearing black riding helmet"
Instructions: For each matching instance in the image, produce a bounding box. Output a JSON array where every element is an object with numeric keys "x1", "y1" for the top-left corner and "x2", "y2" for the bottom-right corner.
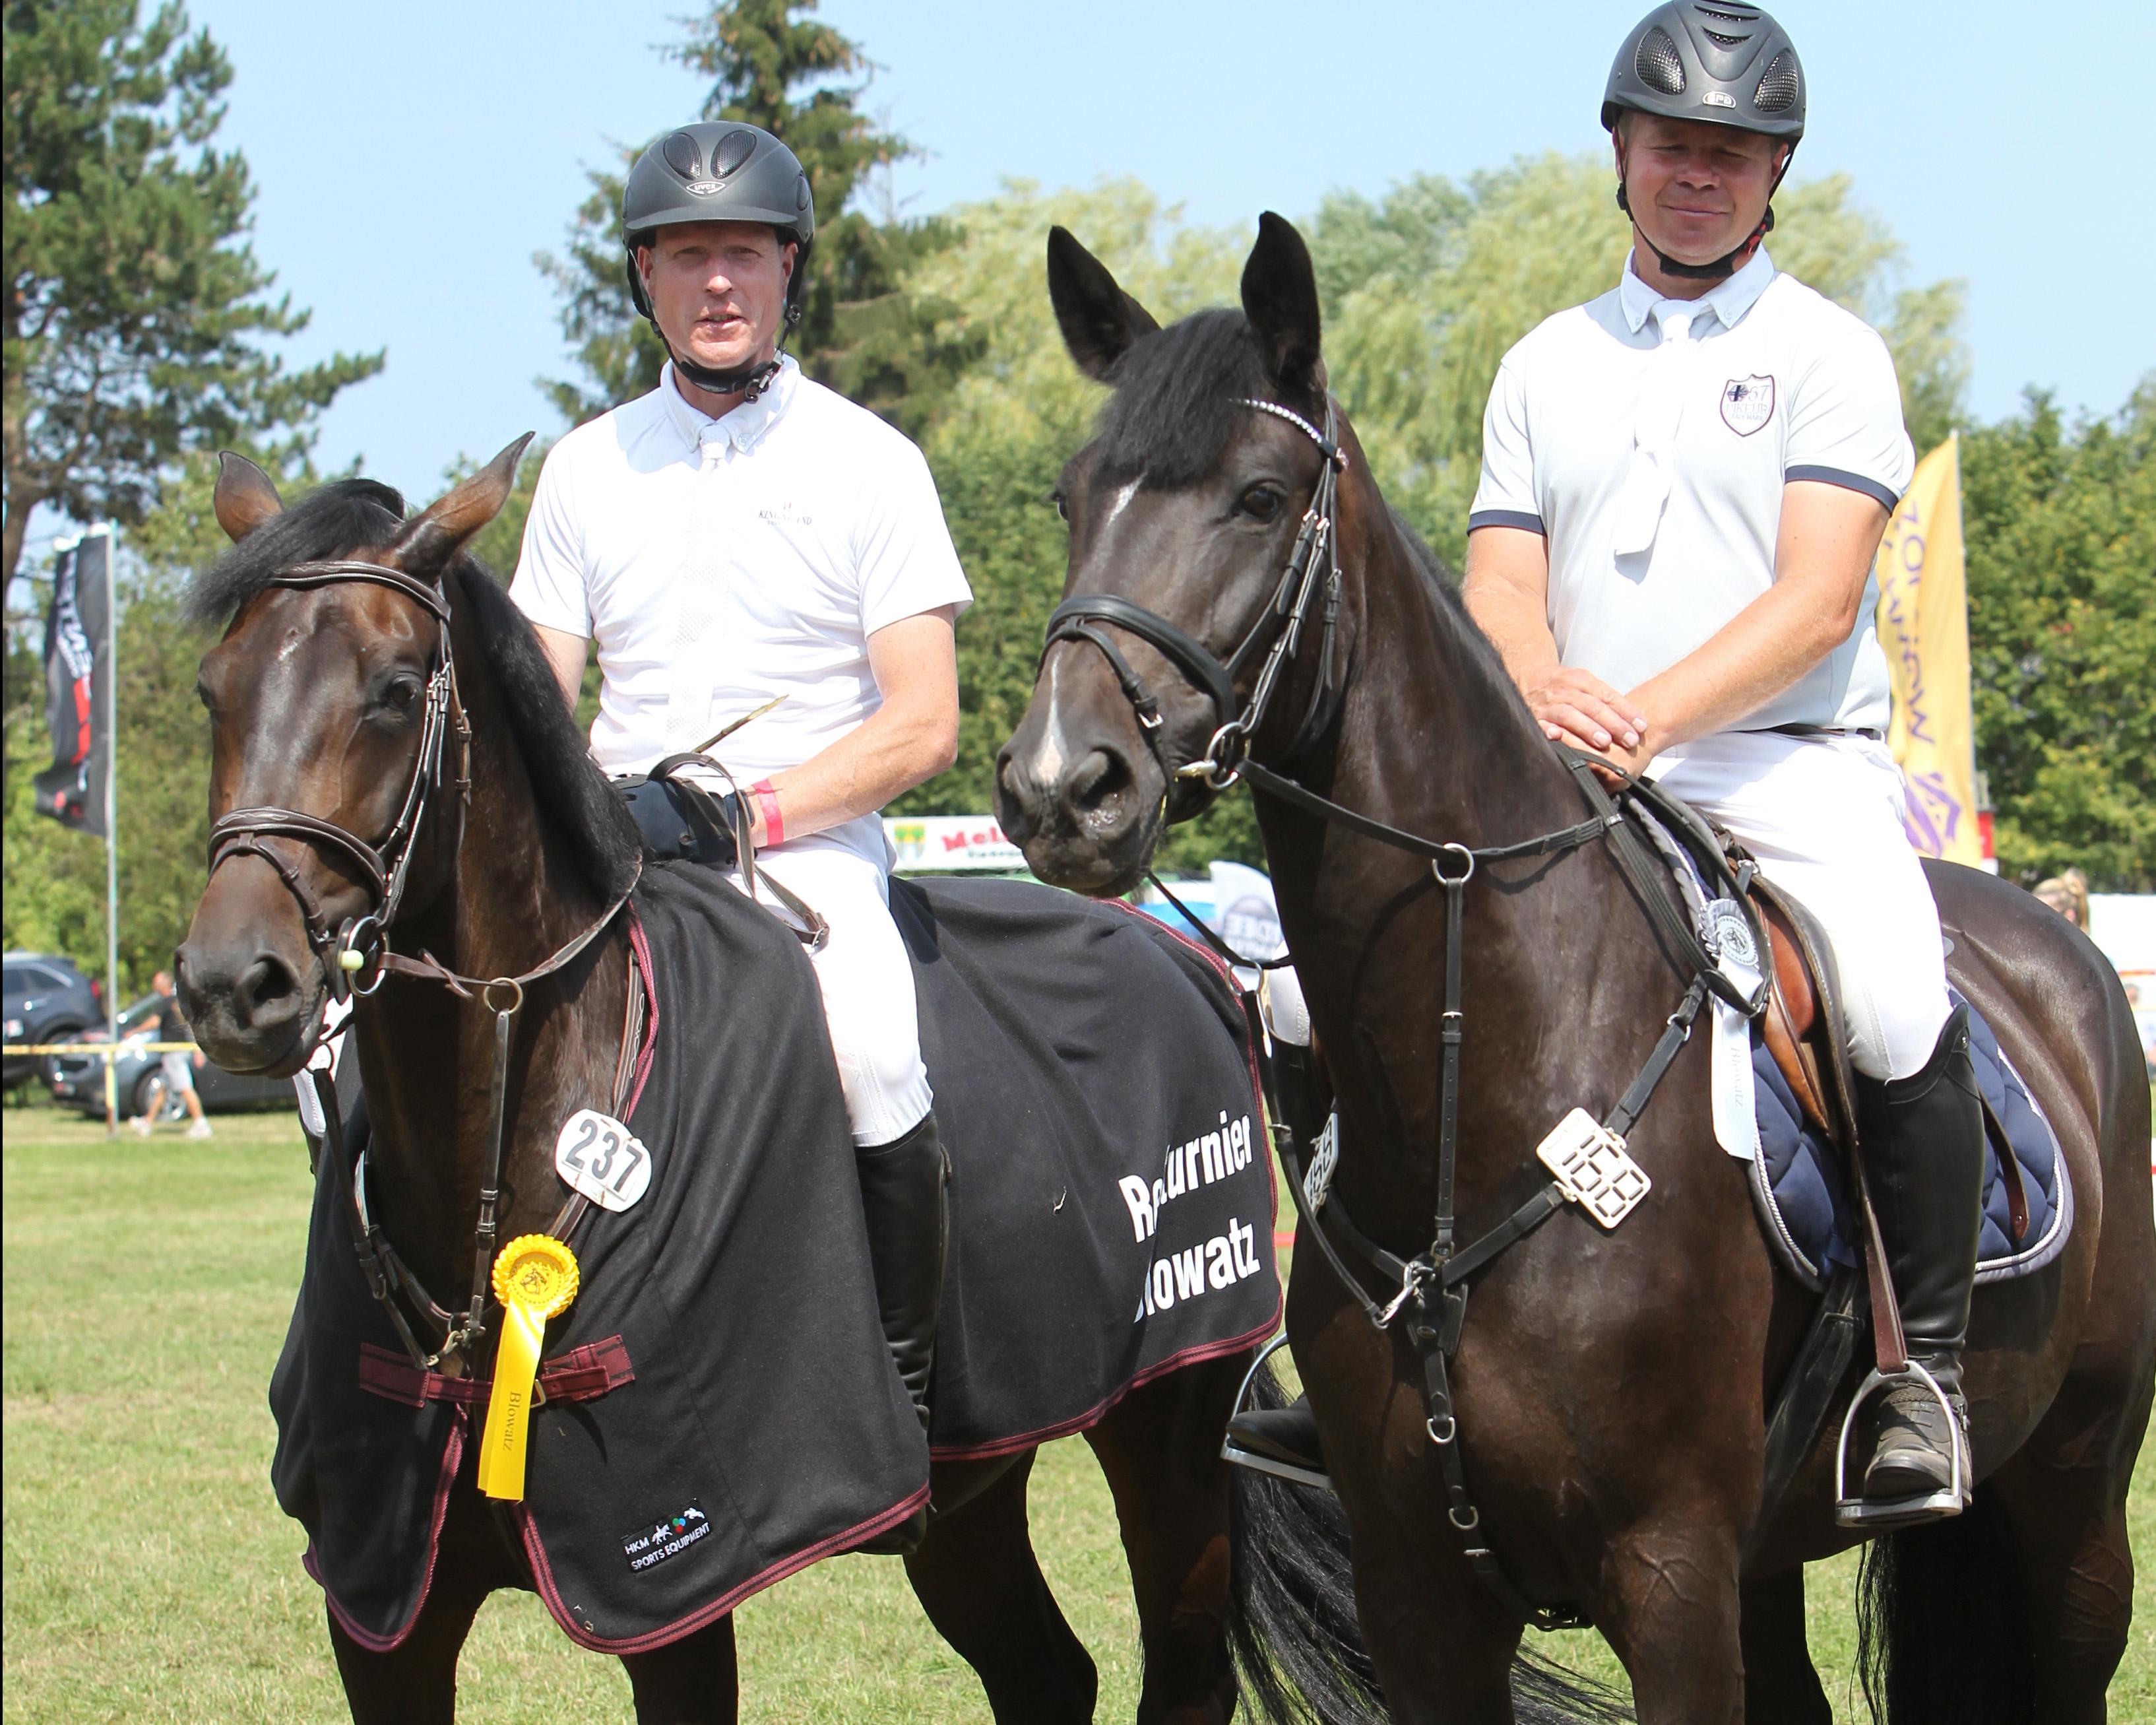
[
  {"x1": 1457, "y1": 4, "x2": 1986, "y2": 1530},
  {"x1": 511, "y1": 123, "x2": 972, "y2": 1552}
]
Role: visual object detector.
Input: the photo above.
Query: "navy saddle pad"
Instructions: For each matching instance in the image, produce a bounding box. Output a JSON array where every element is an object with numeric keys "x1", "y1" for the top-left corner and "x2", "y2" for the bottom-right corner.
[{"x1": 1750, "y1": 991, "x2": 2072, "y2": 1291}]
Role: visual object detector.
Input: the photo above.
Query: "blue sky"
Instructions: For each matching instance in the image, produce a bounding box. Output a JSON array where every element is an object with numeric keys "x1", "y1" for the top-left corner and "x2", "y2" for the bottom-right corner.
[{"x1": 92, "y1": 0, "x2": 2156, "y2": 513}]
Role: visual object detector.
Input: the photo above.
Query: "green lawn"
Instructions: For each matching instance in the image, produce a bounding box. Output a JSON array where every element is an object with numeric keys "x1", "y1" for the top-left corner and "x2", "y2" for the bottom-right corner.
[{"x1": 4, "y1": 1103, "x2": 2150, "y2": 1722}]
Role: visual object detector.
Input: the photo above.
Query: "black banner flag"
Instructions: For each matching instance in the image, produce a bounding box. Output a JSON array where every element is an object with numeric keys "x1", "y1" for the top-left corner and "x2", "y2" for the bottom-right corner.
[{"x1": 32, "y1": 532, "x2": 111, "y2": 838}]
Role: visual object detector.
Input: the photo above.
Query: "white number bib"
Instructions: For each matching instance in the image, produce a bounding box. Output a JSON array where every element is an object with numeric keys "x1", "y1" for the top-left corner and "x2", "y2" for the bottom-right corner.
[{"x1": 554, "y1": 1109, "x2": 652, "y2": 1212}]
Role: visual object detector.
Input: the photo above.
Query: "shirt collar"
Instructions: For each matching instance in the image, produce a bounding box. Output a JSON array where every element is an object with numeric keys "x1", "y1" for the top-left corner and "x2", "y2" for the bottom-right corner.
[
  {"x1": 657, "y1": 353, "x2": 800, "y2": 455},
  {"x1": 1618, "y1": 245, "x2": 1777, "y2": 339}
]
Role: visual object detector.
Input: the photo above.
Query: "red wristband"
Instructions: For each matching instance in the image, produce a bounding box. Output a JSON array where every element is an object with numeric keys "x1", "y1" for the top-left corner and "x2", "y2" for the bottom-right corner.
[{"x1": 750, "y1": 780, "x2": 784, "y2": 848}]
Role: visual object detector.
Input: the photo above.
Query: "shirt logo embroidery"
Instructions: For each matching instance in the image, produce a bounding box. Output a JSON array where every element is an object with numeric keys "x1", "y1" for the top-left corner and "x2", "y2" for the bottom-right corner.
[
  {"x1": 1720, "y1": 375, "x2": 1776, "y2": 436},
  {"x1": 758, "y1": 502, "x2": 815, "y2": 527}
]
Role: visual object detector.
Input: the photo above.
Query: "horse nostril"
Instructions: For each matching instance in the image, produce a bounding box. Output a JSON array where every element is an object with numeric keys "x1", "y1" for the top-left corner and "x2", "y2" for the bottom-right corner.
[
  {"x1": 996, "y1": 758, "x2": 1034, "y2": 842},
  {"x1": 234, "y1": 952, "x2": 300, "y2": 1029},
  {"x1": 1065, "y1": 748, "x2": 1131, "y2": 818}
]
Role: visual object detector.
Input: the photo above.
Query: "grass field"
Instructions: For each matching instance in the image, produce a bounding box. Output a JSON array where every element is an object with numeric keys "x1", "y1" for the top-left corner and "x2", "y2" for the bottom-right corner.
[{"x1": 5, "y1": 1103, "x2": 2151, "y2": 1722}]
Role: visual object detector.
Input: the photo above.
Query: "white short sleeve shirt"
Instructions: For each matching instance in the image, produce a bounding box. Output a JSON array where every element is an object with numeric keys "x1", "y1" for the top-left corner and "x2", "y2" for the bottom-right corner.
[
  {"x1": 511, "y1": 357, "x2": 972, "y2": 867},
  {"x1": 1469, "y1": 249, "x2": 1913, "y2": 734}
]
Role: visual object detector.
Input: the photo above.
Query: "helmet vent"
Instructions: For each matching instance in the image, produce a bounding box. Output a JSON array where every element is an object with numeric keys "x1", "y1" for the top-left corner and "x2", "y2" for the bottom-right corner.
[
  {"x1": 1754, "y1": 48, "x2": 1800, "y2": 113},
  {"x1": 1694, "y1": 5, "x2": 1761, "y2": 21},
  {"x1": 662, "y1": 131, "x2": 702, "y2": 181},
  {"x1": 1702, "y1": 28, "x2": 1749, "y2": 46},
  {"x1": 711, "y1": 129, "x2": 757, "y2": 178},
  {"x1": 1635, "y1": 26, "x2": 1688, "y2": 94}
]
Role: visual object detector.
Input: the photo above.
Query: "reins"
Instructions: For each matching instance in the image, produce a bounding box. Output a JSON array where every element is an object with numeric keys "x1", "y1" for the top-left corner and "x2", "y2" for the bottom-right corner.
[
  {"x1": 216, "y1": 555, "x2": 639, "y2": 1373},
  {"x1": 1045, "y1": 392, "x2": 1771, "y2": 1629}
]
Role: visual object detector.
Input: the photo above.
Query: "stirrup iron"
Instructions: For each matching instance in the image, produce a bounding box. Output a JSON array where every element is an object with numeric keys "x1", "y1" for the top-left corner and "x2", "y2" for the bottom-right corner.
[{"x1": 1832, "y1": 1359, "x2": 1968, "y2": 1528}]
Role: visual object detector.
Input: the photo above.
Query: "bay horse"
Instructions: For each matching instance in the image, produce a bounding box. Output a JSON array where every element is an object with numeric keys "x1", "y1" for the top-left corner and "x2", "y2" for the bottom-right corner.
[
  {"x1": 996, "y1": 214, "x2": 2155, "y2": 1722},
  {"x1": 172, "y1": 445, "x2": 1316, "y2": 1725}
]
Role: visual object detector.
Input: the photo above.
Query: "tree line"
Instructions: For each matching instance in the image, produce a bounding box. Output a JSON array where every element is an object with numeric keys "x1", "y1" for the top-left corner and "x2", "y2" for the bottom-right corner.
[{"x1": 5, "y1": 0, "x2": 2149, "y2": 999}]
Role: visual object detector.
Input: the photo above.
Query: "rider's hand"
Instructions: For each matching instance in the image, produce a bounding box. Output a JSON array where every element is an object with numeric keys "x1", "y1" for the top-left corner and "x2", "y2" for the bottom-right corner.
[{"x1": 1522, "y1": 665, "x2": 1650, "y2": 757}]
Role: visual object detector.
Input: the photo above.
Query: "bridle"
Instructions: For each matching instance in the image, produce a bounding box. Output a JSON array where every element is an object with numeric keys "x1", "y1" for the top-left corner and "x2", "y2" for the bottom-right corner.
[
  {"x1": 206, "y1": 555, "x2": 640, "y2": 1373},
  {"x1": 206, "y1": 559, "x2": 470, "y2": 1004},
  {"x1": 1036, "y1": 392, "x2": 1769, "y2": 1630},
  {"x1": 1042, "y1": 395, "x2": 1348, "y2": 819}
]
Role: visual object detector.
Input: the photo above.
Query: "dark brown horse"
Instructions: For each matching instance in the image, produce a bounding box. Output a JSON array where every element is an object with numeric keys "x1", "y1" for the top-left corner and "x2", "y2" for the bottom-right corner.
[
  {"x1": 996, "y1": 214, "x2": 2155, "y2": 1722},
  {"x1": 175, "y1": 446, "x2": 1292, "y2": 1724}
]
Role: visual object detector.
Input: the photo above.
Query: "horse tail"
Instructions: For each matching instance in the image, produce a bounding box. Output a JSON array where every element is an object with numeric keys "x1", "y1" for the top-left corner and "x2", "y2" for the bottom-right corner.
[
  {"x1": 1855, "y1": 1481, "x2": 2036, "y2": 1722},
  {"x1": 1223, "y1": 1355, "x2": 1632, "y2": 1725}
]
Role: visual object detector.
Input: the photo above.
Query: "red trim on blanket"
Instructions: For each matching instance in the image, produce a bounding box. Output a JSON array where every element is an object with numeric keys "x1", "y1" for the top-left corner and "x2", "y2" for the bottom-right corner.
[
  {"x1": 516, "y1": 1481, "x2": 935, "y2": 1654},
  {"x1": 928, "y1": 1302, "x2": 1283, "y2": 1461},
  {"x1": 624, "y1": 908, "x2": 658, "y2": 1121},
  {"x1": 305, "y1": 1405, "x2": 468, "y2": 1652}
]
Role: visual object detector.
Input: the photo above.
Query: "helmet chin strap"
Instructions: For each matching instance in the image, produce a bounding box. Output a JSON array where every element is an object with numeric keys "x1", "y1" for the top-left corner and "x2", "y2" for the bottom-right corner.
[{"x1": 670, "y1": 350, "x2": 784, "y2": 402}]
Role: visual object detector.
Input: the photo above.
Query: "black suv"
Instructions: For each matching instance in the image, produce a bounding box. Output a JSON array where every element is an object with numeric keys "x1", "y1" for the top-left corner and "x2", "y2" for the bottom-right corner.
[{"x1": 3, "y1": 952, "x2": 101, "y2": 1088}]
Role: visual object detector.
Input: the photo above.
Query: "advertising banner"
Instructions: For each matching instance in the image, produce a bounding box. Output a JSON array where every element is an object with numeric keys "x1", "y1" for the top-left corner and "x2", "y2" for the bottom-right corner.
[
  {"x1": 1874, "y1": 436, "x2": 1982, "y2": 865},
  {"x1": 32, "y1": 531, "x2": 112, "y2": 837}
]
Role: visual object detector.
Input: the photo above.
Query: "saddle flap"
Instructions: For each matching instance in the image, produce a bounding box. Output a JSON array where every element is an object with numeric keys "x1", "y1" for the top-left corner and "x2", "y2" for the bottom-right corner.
[{"x1": 1748, "y1": 875, "x2": 1859, "y2": 1152}]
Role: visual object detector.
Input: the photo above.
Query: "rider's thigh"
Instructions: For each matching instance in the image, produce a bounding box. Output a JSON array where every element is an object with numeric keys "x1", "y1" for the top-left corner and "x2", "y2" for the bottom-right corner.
[
  {"x1": 1655, "y1": 732, "x2": 1949, "y2": 1082},
  {"x1": 738, "y1": 841, "x2": 934, "y2": 1145}
]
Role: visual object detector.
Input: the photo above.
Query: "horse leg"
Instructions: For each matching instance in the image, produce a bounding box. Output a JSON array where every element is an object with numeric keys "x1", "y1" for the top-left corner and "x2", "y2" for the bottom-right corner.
[
  {"x1": 619, "y1": 1615, "x2": 738, "y2": 1725},
  {"x1": 1083, "y1": 1355, "x2": 1247, "y2": 1724},
  {"x1": 326, "y1": 1562, "x2": 491, "y2": 1725},
  {"x1": 1738, "y1": 1568, "x2": 1830, "y2": 1724},
  {"x1": 904, "y1": 1448, "x2": 1097, "y2": 1724},
  {"x1": 1972, "y1": 1381, "x2": 2143, "y2": 1720},
  {"x1": 1593, "y1": 1521, "x2": 1746, "y2": 1725}
]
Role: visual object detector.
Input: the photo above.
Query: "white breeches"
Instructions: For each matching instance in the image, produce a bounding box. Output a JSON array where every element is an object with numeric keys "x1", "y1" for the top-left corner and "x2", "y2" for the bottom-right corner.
[
  {"x1": 1653, "y1": 731, "x2": 1951, "y2": 1082},
  {"x1": 726, "y1": 841, "x2": 933, "y2": 1146}
]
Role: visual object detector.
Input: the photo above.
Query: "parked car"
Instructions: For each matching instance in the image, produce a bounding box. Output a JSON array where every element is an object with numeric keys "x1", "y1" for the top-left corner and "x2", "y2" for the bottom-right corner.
[
  {"x1": 43, "y1": 993, "x2": 293, "y2": 1119},
  {"x1": 3, "y1": 951, "x2": 100, "y2": 1088}
]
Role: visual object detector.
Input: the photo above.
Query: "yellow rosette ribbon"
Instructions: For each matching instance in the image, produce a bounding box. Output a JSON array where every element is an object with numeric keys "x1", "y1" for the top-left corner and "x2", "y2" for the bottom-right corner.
[{"x1": 476, "y1": 1235, "x2": 579, "y2": 1501}]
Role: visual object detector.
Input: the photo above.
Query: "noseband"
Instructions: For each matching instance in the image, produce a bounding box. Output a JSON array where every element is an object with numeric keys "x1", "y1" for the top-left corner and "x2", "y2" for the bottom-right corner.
[
  {"x1": 205, "y1": 559, "x2": 470, "y2": 1003},
  {"x1": 1042, "y1": 397, "x2": 1348, "y2": 816}
]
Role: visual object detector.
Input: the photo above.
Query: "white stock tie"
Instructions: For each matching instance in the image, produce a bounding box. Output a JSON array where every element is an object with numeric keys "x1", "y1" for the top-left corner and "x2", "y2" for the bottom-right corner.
[
  {"x1": 1610, "y1": 305, "x2": 1697, "y2": 560},
  {"x1": 664, "y1": 434, "x2": 733, "y2": 751}
]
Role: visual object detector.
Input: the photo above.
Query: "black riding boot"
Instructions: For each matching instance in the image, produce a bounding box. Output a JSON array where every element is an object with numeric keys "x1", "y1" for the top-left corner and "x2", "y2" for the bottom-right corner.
[
  {"x1": 1224, "y1": 1040, "x2": 1329, "y2": 1480},
  {"x1": 853, "y1": 1111, "x2": 948, "y2": 1554},
  {"x1": 1856, "y1": 1003, "x2": 1985, "y2": 1518}
]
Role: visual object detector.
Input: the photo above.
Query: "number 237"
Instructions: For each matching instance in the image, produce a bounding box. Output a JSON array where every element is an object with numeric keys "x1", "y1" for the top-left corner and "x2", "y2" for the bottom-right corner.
[{"x1": 562, "y1": 1117, "x2": 643, "y2": 1192}]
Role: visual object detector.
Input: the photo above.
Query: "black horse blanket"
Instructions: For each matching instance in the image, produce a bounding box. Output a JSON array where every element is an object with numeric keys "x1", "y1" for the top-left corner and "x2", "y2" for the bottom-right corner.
[{"x1": 272, "y1": 866, "x2": 1275, "y2": 1654}]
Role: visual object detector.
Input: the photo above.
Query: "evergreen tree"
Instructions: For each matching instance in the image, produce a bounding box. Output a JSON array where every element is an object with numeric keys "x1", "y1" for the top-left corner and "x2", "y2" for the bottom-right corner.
[{"x1": 2, "y1": 0, "x2": 381, "y2": 581}]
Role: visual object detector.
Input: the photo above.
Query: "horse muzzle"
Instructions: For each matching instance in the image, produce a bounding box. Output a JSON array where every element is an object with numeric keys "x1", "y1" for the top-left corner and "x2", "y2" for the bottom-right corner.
[
  {"x1": 175, "y1": 866, "x2": 327, "y2": 1078},
  {"x1": 994, "y1": 725, "x2": 1162, "y2": 897}
]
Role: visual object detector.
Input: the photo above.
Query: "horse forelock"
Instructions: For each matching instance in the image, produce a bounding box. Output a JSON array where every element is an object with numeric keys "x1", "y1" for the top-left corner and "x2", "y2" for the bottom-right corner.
[
  {"x1": 187, "y1": 478, "x2": 410, "y2": 627},
  {"x1": 1092, "y1": 309, "x2": 1313, "y2": 488}
]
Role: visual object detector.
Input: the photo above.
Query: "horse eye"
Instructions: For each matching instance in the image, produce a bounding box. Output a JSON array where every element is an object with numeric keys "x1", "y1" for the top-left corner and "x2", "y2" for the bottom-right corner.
[
  {"x1": 383, "y1": 676, "x2": 420, "y2": 712},
  {"x1": 194, "y1": 678, "x2": 212, "y2": 712},
  {"x1": 1052, "y1": 492, "x2": 1070, "y2": 524},
  {"x1": 1239, "y1": 485, "x2": 1284, "y2": 523}
]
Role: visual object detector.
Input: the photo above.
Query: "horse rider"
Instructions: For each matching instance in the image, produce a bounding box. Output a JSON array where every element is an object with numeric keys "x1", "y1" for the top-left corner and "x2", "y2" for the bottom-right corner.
[
  {"x1": 1459, "y1": 4, "x2": 1983, "y2": 1524},
  {"x1": 510, "y1": 123, "x2": 972, "y2": 1503}
]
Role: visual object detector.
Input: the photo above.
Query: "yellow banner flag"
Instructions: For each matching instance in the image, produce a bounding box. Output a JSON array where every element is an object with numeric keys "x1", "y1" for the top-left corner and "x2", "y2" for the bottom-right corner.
[{"x1": 1874, "y1": 434, "x2": 1982, "y2": 865}]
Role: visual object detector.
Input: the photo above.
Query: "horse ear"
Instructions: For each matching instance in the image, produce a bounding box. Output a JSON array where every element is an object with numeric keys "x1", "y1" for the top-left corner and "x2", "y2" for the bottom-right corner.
[
  {"x1": 213, "y1": 453, "x2": 284, "y2": 542},
  {"x1": 1240, "y1": 212, "x2": 1323, "y2": 398},
  {"x1": 1048, "y1": 226, "x2": 1160, "y2": 381},
  {"x1": 385, "y1": 434, "x2": 534, "y2": 577}
]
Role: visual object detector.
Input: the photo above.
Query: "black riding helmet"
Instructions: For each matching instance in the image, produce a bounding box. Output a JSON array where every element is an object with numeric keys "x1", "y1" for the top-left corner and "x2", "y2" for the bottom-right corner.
[
  {"x1": 623, "y1": 121, "x2": 817, "y2": 399},
  {"x1": 1602, "y1": 3, "x2": 1804, "y2": 281}
]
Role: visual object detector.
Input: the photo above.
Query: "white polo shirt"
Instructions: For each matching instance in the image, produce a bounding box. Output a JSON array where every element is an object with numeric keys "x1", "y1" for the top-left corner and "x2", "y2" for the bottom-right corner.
[
  {"x1": 511, "y1": 356, "x2": 972, "y2": 868},
  {"x1": 1469, "y1": 248, "x2": 1913, "y2": 735}
]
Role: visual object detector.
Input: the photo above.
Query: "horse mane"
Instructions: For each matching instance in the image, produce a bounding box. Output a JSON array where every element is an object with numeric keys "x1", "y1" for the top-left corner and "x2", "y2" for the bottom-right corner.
[{"x1": 189, "y1": 477, "x2": 641, "y2": 903}]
